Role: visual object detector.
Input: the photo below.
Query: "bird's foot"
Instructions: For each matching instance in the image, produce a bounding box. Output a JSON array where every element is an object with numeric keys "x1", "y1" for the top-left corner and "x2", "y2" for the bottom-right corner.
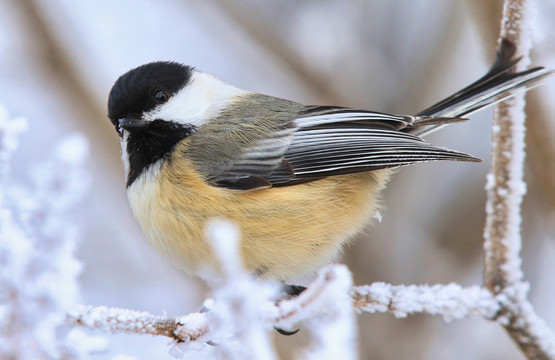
[{"x1": 274, "y1": 284, "x2": 307, "y2": 336}]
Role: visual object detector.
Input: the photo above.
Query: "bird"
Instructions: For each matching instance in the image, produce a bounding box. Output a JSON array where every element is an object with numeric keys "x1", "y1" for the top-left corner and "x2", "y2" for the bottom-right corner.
[{"x1": 107, "y1": 39, "x2": 550, "y2": 291}]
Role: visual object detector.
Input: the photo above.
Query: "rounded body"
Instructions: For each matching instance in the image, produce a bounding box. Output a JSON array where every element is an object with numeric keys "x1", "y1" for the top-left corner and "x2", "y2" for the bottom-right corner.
[{"x1": 127, "y1": 142, "x2": 390, "y2": 280}]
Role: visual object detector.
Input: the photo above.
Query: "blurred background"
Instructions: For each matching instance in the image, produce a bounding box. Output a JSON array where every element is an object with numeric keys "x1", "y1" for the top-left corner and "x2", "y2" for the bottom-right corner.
[{"x1": 1, "y1": 0, "x2": 554, "y2": 359}]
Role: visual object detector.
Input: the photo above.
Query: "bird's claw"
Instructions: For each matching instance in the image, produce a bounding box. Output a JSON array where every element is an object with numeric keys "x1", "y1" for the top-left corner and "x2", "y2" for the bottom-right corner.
[
  {"x1": 282, "y1": 284, "x2": 307, "y2": 298},
  {"x1": 274, "y1": 326, "x2": 300, "y2": 336},
  {"x1": 273, "y1": 284, "x2": 306, "y2": 336}
]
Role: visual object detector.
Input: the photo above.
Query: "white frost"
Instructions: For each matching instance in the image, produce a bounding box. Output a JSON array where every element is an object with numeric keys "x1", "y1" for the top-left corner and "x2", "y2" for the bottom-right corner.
[
  {"x1": 482, "y1": 0, "x2": 555, "y2": 355},
  {"x1": 168, "y1": 219, "x2": 279, "y2": 360},
  {"x1": 0, "y1": 107, "x2": 94, "y2": 359},
  {"x1": 353, "y1": 283, "x2": 500, "y2": 322},
  {"x1": 55, "y1": 133, "x2": 90, "y2": 164},
  {"x1": 301, "y1": 265, "x2": 358, "y2": 360}
]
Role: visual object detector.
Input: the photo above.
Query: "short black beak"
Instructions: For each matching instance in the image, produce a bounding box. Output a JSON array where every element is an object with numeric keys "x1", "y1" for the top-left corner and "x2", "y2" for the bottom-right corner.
[{"x1": 118, "y1": 117, "x2": 148, "y2": 132}]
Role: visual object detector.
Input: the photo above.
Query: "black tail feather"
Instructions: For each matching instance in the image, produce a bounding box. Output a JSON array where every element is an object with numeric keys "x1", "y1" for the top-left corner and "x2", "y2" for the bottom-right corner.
[{"x1": 410, "y1": 38, "x2": 552, "y2": 136}]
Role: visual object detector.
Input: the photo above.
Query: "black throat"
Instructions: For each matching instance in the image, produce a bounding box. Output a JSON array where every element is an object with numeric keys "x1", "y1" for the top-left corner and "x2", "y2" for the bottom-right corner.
[{"x1": 126, "y1": 120, "x2": 196, "y2": 187}]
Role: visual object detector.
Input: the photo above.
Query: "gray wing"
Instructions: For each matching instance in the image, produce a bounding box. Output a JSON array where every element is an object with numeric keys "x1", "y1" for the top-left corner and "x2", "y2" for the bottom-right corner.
[
  {"x1": 205, "y1": 105, "x2": 477, "y2": 191},
  {"x1": 203, "y1": 38, "x2": 551, "y2": 190}
]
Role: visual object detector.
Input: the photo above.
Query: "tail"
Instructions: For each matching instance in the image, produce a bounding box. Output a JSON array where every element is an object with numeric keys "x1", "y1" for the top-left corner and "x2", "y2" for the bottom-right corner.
[{"x1": 409, "y1": 38, "x2": 553, "y2": 137}]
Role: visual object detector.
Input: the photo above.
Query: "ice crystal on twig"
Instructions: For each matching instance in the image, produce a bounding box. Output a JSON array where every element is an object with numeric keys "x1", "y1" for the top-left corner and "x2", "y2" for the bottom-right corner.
[{"x1": 0, "y1": 106, "x2": 100, "y2": 359}]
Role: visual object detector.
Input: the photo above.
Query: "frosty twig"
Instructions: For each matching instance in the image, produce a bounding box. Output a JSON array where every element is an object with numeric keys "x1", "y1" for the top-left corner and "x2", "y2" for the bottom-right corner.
[
  {"x1": 65, "y1": 278, "x2": 503, "y2": 345},
  {"x1": 66, "y1": 305, "x2": 209, "y2": 343},
  {"x1": 67, "y1": 265, "x2": 356, "y2": 350},
  {"x1": 482, "y1": 0, "x2": 555, "y2": 358},
  {"x1": 352, "y1": 283, "x2": 500, "y2": 321}
]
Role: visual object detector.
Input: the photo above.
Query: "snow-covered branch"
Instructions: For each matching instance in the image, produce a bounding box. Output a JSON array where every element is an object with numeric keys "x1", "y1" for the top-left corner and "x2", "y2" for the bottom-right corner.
[
  {"x1": 483, "y1": 0, "x2": 532, "y2": 298},
  {"x1": 66, "y1": 305, "x2": 209, "y2": 344},
  {"x1": 67, "y1": 264, "x2": 357, "y2": 357},
  {"x1": 65, "y1": 277, "x2": 507, "y2": 348},
  {"x1": 482, "y1": 0, "x2": 555, "y2": 358},
  {"x1": 0, "y1": 107, "x2": 106, "y2": 359},
  {"x1": 66, "y1": 276, "x2": 554, "y2": 358},
  {"x1": 352, "y1": 283, "x2": 499, "y2": 321}
]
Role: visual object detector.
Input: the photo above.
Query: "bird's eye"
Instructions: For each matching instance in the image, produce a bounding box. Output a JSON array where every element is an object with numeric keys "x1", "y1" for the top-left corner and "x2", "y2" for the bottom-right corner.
[{"x1": 153, "y1": 90, "x2": 169, "y2": 104}]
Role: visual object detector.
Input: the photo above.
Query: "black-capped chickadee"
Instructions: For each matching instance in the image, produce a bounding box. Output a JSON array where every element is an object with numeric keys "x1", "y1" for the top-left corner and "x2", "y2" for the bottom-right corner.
[{"x1": 107, "y1": 39, "x2": 550, "y2": 283}]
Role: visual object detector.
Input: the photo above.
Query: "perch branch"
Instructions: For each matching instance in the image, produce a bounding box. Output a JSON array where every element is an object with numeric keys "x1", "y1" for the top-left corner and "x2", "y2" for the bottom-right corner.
[
  {"x1": 68, "y1": 269, "x2": 505, "y2": 345},
  {"x1": 66, "y1": 305, "x2": 209, "y2": 343},
  {"x1": 67, "y1": 266, "x2": 351, "y2": 344}
]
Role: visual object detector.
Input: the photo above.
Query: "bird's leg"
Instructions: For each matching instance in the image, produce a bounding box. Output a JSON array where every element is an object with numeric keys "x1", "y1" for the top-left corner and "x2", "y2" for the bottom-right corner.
[
  {"x1": 274, "y1": 283, "x2": 307, "y2": 336},
  {"x1": 197, "y1": 306, "x2": 220, "y2": 346},
  {"x1": 281, "y1": 284, "x2": 307, "y2": 298}
]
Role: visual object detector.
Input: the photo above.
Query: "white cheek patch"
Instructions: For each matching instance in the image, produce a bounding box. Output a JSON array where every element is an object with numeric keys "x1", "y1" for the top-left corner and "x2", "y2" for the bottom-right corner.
[{"x1": 143, "y1": 71, "x2": 248, "y2": 127}]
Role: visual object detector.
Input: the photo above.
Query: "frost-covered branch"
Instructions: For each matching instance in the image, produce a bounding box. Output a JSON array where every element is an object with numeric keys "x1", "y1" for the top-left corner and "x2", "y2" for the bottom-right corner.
[
  {"x1": 65, "y1": 219, "x2": 359, "y2": 358},
  {"x1": 68, "y1": 258, "x2": 358, "y2": 358},
  {"x1": 69, "y1": 220, "x2": 358, "y2": 359},
  {"x1": 0, "y1": 107, "x2": 105, "y2": 359},
  {"x1": 67, "y1": 279, "x2": 505, "y2": 346},
  {"x1": 483, "y1": 0, "x2": 531, "y2": 295},
  {"x1": 352, "y1": 283, "x2": 500, "y2": 321},
  {"x1": 482, "y1": 0, "x2": 555, "y2": 358},
  {"x1": 66, "y1": 305, "x2": 209, "y2": 344}
]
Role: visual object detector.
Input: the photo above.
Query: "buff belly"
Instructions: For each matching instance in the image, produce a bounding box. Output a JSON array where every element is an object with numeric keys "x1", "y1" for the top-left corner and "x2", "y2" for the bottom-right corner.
[{"x1": 127, "y1": 158, "x2": 390, "y2": 281}]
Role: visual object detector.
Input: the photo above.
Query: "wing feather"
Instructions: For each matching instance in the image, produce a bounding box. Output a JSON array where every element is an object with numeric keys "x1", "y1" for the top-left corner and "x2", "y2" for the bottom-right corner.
[
  {"x1": 206, "y1": 106, "x2": 477, "y2": 190},
  {"x1": 199, "y1": 39, "x2": 551, "y2": 190}
]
